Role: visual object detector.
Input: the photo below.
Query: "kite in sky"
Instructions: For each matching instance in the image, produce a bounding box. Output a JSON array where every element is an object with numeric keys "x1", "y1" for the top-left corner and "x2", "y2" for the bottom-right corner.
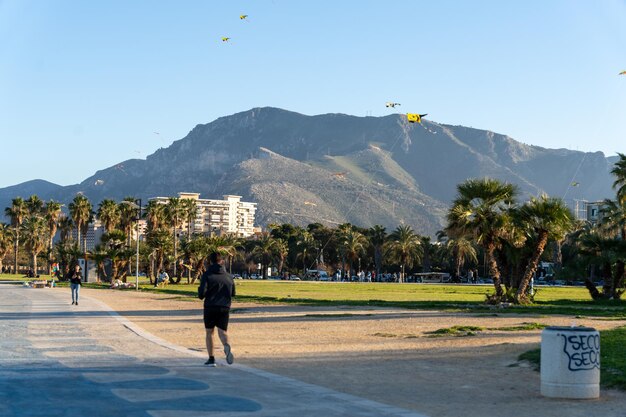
[
  {"x1": 240, "y1": 14, "x2": 248, "y2": 20},
  {"x1": 619, "y1": 71, "x2": 626, "y2": 75},
  {"x1": 386, "y1": 102, "x2": 401, "y2": 108},
  {"x1": 407, "y1": 113, "x2": 428, "y2": 124},
  {"x1": 221, "y1": 37, "x2": 231, "y2": 42},
  {"x1": 571, "y1": 182, "x2": 580, "y2": 187}
]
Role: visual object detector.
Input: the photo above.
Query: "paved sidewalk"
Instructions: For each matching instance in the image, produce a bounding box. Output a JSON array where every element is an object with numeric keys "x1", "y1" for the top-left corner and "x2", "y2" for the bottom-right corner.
[{"x1": 0, "y1": 285, "x2": 427, "y2": 417}]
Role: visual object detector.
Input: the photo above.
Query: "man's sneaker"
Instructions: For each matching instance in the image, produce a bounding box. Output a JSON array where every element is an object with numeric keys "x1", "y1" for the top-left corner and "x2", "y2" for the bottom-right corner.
[
  {"x1": 224, "y1": 343, "x2": 234, "y2": 365},
  {"x1": 204, "y1": 357, "x2": 216, "y2": 367}
]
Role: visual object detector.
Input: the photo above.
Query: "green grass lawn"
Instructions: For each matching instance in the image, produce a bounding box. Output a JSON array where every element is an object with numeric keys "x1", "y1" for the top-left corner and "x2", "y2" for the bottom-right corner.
[{"x1": 130, "y1": 280, "x2": 626, "y2": 317}]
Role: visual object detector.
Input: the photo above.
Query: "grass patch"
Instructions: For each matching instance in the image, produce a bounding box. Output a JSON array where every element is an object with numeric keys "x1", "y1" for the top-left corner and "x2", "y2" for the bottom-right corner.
[
  {"x1": 490, "y1": 322, "x2": 547, "y2": 332},
  {"x1": 427, "y1": 325, "x2": 484, "y2": 337},
  {"x1": 518, "y1": 326, "x2": 626, "y2": 390},
  {"x1": 371, "y1": 332, "x2": 397, "y2": 338},
  {"x1": 304, "y1": 313, "x2": 373, "y2": 318}
]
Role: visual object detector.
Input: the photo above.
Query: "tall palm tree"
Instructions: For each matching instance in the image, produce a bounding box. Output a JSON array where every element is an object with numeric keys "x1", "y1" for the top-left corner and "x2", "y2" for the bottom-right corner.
[
  {"x1": 385, "y1": 225, "x2": 422, "y2": 282},
  {"x1": 182, "y1": 198, "x2": 198, "y2": 238},
  {"x1": 338, "y1": 227, "x2": 368, "y2": 279},
  {"x1": 5, "y1": 197, "x2": 28, "y2": 274},
  {"x1": 0, "y1": 223, "x2": 14, "y2": 272},
  {"x1": 252, "y1": 232, "x2": 277, "y2": 279},
  {"x1": 446, "y1": 178, "x2": 519, "y2": 298},
  {"x1": 25, "y1": 195, "x2": 44, "y2": 216},
  {"x1": 275, "y1": 238, "x2": 289, "y2": 276},
  {"x1": 368, "y1": 225, "x2": 387, "y2": 277},
  {"x1": 97, "y1": 199, "x2": 120, "y2": 233},
  {"x1": 145, "y1": 200, "x2": 167, "y2": 231},
  {"x1": 610, "y1": 152, "x2": 626, "y2": 205},
  {"x1": 146, "y1": 228, "x2": 173, "y2": 275},
  {"x1": 21, "y1": 215, "x2": 49, "y2": 275},
  {"x1": 58, "y1": 215, "x2": 73, "y2": 242},
  {"x1": 446, "y1": 236, "x2": 478, "y2": 279},
  {"x1": 44, "y1": 201, "x2": 63, "y2": 274},
  {"x1": 514, "y1": 195, "x2": 573, "y2": 302},
  {"x1": 119, "y1": 197, "x2": 139, "y2": 245},
  {"x1": 296, "y1": 230, "x2": 317, "y2": 275},
  {"x1": 166, "y1": 197, "x2": 185, "y2": 277},
  {"x1": 69, "y1": 194, "x2": 93, "y2": 253}
]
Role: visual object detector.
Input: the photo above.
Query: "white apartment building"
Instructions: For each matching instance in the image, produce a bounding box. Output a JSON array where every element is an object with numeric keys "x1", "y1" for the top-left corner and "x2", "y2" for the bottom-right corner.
[{"x1": 150, "y1": 193, "x2": 257, "y2": 238}]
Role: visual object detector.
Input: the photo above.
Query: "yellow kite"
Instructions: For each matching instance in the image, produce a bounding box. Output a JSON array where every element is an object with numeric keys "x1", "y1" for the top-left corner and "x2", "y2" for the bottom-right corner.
[
  {"x1": 221, "y1": 37, "x2": 231, "y2": 42},
  {"x1": 240, "y1": 14, "x2": 248, "y2": 20},
  {"x1": 407, "y1": 113, "x2": 428, "y2": 123}
]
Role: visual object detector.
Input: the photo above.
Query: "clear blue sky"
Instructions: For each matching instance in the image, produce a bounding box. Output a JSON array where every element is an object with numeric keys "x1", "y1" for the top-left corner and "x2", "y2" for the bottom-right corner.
[{"x1": 1, "y1": 0, "x2": 625, "y2": 188}]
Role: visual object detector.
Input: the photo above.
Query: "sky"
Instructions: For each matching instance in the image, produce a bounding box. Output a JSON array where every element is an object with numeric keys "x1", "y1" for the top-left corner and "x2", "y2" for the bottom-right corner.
[{"x1": 1, "y1": 0, "x2": 625, "y2": 188}]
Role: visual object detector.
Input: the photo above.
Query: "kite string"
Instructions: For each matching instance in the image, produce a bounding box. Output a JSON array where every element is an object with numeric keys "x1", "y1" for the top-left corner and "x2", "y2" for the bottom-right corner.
[
  {"x1": 306, "y1": 116, "x2": 418, "y2": 275},
  {"x1": 562, "y1": 74, "x2": 624, "y2": 201}
]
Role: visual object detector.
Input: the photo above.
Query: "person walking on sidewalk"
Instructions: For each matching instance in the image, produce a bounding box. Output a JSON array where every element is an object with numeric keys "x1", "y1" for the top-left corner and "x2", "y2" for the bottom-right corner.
[
  {"x1": 69, "y1": 264, "x2": 82, "y2": 305},
  {"x1": 198, "y1": 252, "x2": 235, "y2": 367}
]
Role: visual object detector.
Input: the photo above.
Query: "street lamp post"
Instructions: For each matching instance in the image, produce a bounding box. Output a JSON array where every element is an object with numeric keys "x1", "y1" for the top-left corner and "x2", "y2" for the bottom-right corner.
[{"x1": 135, "y1": 198, "x2": 141, "y2": 291}]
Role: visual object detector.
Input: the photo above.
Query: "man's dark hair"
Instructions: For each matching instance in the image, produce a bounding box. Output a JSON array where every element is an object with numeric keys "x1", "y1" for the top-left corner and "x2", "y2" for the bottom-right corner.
[{"x1": 209, "y1": 252, "x2": 222, "y2": 264}]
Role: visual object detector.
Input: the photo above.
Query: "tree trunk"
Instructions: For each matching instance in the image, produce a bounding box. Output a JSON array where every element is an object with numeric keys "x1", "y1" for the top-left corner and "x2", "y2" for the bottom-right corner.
[
  {"x1": 375, "y1": 247, "x2": 382, "y2": 277},
  {"x1": 455, "y1": 254, "x2": 462, "y2": 279},
  {"x1": 13, "y1": 232, "x2": 19, "y2": 274},
  {"x1": 486, "y1": 242, "x2": 504, "y2": 298},
  {"x1": 515, "y1": 231, "x2": 549, "y2": 303},
  {"x1": 612, "y1": 260, "x2": 625, "y2": 300}
]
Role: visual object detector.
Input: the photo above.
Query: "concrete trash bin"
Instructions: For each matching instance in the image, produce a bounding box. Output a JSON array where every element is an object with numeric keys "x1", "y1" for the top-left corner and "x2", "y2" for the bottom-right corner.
[{"x1": 540, "y1": 326, "x2": 600, "y2": 399}]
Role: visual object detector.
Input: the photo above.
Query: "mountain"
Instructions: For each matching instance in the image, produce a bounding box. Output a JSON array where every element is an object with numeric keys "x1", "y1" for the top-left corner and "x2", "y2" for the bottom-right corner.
[{"x1": 0, "y1": 107, "x2": 617, "y2": 236}]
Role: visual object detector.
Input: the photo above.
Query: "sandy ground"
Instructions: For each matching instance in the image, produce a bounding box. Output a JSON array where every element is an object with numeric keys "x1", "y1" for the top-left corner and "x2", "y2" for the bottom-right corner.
[{"x1": 78, "y1": 287, "x2": 626, "y2": 417}]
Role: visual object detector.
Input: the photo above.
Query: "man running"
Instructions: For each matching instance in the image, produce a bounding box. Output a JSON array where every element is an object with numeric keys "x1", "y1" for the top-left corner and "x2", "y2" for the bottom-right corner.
[{"x1": 198, "y1": 252, "x2": 235, "y2": 367}]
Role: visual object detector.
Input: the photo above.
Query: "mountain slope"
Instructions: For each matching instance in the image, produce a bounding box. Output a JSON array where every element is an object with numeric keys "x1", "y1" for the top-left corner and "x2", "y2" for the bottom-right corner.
[{"x1": 0, "y1": 107, "x2": 617, "y2": 236}]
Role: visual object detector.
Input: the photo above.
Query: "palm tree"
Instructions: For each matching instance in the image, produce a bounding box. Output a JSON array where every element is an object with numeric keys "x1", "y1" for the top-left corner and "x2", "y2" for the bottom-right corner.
[
  {"x1": 446, "y1": 178, "x2": 519, "y2": 298},
  {"x1": 338, "y1": 227, "x2": 368, "y2": 279},
  {"x1": 275, "y1": 238, "x2": 289, "y2": 276},
  {"x1": 44, "y1": 201, "x2": 63, "y2": 274},
  {"x1": 25, "y1": 195, "x2": 44, "y2": 216},
  {"x1": 610, "y1": 152, "x2": 626, "y2": 205},
  {"x1": 5, "y1": 197, "x2": 28, "y2": 274},
  {"x1": 182, "y1": 198, "x2": 198, "y2": 238},
  {"x1": 514, "y1": 195, "x2": 574, "y2": 302},
  {"x1": 58, "y1": 215, "x2": 73, "y2": 242},
  {"x1": 145, "y1": 200, "x2": 167, "y2": 231},
  {"x1": 90, "y1": 245, "x2": 109, "y2": 283},
  {"x1": 97, "y1": 199, "x2": 120, "y2": 233},
  {"x1": 251, "y1": 233, "x2": 277, "y2": 279},
  {"x1": 446, "y1": 236, "x2": 478, "y2": 279},
  {"x1": 0, "y1": 223, "x2": 14, "y2": 272},
  {"x1": 101, "y1": 229, "x2": 128, "y2": 281},
  {"x1": 69, "y1": 194, "x2": 93, "y2": 253},
  {"x1": 296, "y1": 230, "x2": 317, "y2": 276},
  {"x1": 119, "y1": 197, "x2": 139, "y2": 245},
  {"x1": 146, "y1": 228, "x2": 173, "y2": 275},
  {"x1": 368, "y1": 225, "x2": 387, "y2": 277},
  {"x1": 166, "y1": 198, "x2": 185, "y2": 277},
  {"x1": 21, "y1": 215, "x2": 49, "y2": 276},
  {"x1": 385, "y1": 225, "x2": 422, "y2": 282}
]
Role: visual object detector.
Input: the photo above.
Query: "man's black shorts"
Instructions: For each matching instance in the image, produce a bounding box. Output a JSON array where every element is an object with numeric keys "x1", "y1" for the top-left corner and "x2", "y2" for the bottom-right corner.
[{"x1": 203, "y1": 306, "x2": 230, "y2": 330}]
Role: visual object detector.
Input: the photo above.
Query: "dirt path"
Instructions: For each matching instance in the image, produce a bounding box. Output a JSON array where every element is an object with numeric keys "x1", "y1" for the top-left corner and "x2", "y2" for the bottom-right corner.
[{"x1": 79, "y1": 287, "x2": 626, "y2": 417}]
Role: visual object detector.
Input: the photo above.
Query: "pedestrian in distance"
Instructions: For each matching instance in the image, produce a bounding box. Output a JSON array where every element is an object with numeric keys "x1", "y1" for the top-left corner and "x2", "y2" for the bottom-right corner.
[
  {"x1": 198, "y1": 252, "x2": 235, "y2": 367},
  {"x1": 69, "y1": 264, "x2": 82, "y2": 305}
]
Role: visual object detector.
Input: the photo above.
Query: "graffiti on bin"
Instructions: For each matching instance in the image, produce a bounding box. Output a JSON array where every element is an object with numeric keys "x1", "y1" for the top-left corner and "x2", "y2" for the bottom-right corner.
[{"x1": 560, "y1": 333, "x2": 600, "y2": 371}]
